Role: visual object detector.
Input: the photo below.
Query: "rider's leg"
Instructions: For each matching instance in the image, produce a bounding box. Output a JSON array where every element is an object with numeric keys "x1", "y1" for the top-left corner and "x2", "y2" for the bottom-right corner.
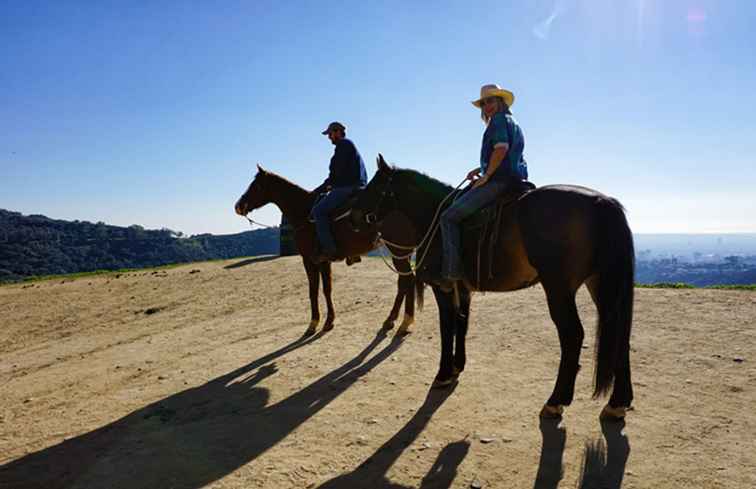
[
  {"x1": 312, "y1": 186, "x2": 355, "y2": 256},
  {"x1": 440, "y1": 182, "x2": 508, "y2": 280}
]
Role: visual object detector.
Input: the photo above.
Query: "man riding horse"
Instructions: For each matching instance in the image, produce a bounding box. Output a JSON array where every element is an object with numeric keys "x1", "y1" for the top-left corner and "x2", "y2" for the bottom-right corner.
[{"x1": 312, "y1": 121, "x2": 368, "y2": 263}]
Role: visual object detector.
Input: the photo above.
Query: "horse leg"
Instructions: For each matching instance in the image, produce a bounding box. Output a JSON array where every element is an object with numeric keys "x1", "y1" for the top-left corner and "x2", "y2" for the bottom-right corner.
[
  {"x1": 586, "y1": 276, "x2": 634, "y2": 419},
  {"x1": 303, "y1": 257, "x2": 321, "y2": 336},
  {"x1": 395, "y1": 258, "x2": 416, "y2": 336},
  {"x1": 540, "y1": 278, "x2": 585, "y2": 418},
  {"x1": 320, "y1": 262, "x2": 336, "y2": 332},
  {"x1": 381, "y1": 259, "x2": 405, "y2": 331},
  {"x1": 452, "y1": 287, "x2": 471, "y2": 377},
  {"x1": 431, "y1": 285, "x2": 457, "y2": 388}
]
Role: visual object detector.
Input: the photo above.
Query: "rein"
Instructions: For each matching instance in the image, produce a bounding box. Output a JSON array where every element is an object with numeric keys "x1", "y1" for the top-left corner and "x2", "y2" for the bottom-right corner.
[
  {"x1": 371, "y1": 176, "x2": 469, "y2": 276},
  {"x1": 245, "y1": 216, "x2": 277, "y2": 229}
]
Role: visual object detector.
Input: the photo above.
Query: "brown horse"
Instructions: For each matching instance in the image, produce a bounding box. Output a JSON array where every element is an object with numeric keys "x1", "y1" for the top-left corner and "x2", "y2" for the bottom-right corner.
[
  {"x1": 235, "y1": 165, "x2": 420, "y2": 336},
  {"x1": 350, "y1": 156, "x2": 635, "y2": 420}
]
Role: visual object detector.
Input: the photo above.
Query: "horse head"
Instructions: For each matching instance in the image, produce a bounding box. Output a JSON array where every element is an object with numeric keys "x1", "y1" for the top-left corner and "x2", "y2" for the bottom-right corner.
[
  {"x1": 350, "y1": 154, "x2": 398, "y2": 231},
  {"x1": 235, "y1": 164, "x2": 273, "y2": 216}
]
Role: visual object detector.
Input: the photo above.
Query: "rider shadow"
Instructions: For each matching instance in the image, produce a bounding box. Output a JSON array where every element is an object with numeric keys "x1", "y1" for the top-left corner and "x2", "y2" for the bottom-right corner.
[
  {"x1": 0, "y1": 331, "x2": 403, "y2": 489},
  {"x1": 317, "y1": 384, "x2": 470, "y2": 489},
  {"x1": 532, "y1": 419, "x2": 630, "y2": 489}
]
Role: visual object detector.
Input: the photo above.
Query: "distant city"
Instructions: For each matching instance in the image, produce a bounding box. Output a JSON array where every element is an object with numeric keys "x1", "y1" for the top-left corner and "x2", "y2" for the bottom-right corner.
[
  {"x1": 634, "y1": 234, "x2": 756, "y2": 286},
  {"x1": 635, "y1": 234, "x2": 756, "y2": 262}
]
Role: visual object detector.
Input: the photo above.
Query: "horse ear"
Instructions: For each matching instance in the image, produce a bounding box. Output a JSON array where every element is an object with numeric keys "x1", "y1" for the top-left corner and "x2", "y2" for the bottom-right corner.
[
  {"x1": 256, "y1": 163, "x2": 266, "y2": 174},
  {"x1": 377, "y1": 153, "x2": 389, "y2": 172}
]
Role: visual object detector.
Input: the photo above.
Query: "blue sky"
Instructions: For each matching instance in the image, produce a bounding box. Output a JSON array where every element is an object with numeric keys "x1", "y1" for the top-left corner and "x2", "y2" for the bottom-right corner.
[{"x1": 2, "y1": 1, "x2": 755, "y2": 235}]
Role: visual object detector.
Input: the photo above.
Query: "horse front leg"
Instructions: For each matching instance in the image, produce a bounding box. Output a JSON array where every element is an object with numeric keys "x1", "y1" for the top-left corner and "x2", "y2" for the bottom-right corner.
[
  {"x1": 320, "y1": 262, "x2": 336, "y2": 332},
  {"x1": 303, "y1": 258, "x2": 321, "y2": 336},
  {"x1": 431, "y1": 285, "x2": 456, "y2": 388}
]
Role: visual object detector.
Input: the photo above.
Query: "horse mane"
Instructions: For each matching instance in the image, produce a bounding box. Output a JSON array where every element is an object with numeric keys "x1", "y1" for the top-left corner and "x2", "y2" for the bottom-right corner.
[
  {"x1": 261, "y1": 169, "x2": 313, "y2": 195},
  {"x1": 393, "y1": 167, "x2": 455, "y2": 202}
]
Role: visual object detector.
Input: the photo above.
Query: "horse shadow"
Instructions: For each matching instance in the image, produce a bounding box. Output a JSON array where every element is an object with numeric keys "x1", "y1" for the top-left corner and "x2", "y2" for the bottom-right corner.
[
  {"x1": 533, "y1": 418, "x2": 631, "y2": 489},
  {"x1": 317, "y1": 384, "x2": 470, "y2": 489},
  {"x1": 0, "y1": 331, "x2": 403, "y2": 489},
  {"x1": 223, "y1": 255, "x2": 281, "y2": 269}
]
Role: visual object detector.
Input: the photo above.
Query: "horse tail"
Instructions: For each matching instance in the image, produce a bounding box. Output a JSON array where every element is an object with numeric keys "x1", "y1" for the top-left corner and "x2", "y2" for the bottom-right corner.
[
  {"x1": 415, "y1": 274, "x2": 425, "y2": 312},
  {"x1": 592, "y1": 196, "x2": 635, "y2": 398}
]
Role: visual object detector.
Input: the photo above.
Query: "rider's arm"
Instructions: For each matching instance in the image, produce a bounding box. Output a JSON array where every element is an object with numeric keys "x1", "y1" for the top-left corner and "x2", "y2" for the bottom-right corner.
[
  {"x1": 475, "y1": 143, "x2": 508, "y2": 188},
  {"x1": 476, "y1": 113, "x2": 511, "y2": 187},
  {"x1": 484, "y1": 143, "x2": 509, "y2": 180}
]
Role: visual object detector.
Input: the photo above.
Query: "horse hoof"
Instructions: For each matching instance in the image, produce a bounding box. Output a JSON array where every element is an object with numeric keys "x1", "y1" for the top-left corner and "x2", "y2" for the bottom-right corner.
[
  {"x1": 395, "y1": 327, "x2": 412, "y2": 337},
  {"x1": 539, "y1": 404, "x2": 564, "y2": 419},
  {"x1": 396, "y1": 317, "x2": 414, "y2": 336},
  {"x1": 304, "y1": 320, "x2": 319, "y2": 337},
  {"x1": 382, "y1": 320, "x2": 395, "y2": 331},
  {"x1": 452, "y1": 366, "x2": 463, "y2": 377},
  {"x1": 600, "y1": 404, "x2": 627, "y2": 420},
  {"x1": 323, "y1": 323, "x2": 334, "y2": 332},
  {"x1": 431, "y1": 377, "x2": 457, "y2": 389}
]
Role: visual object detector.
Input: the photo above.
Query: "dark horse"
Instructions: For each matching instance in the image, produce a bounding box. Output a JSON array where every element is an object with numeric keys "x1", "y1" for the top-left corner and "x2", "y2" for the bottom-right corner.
[
  {"x1": 350, "y1": 156, "x2": 635, "y2": 420},
  {"x1": 235, "y1": 165, "x2": 420, "y2": 336}
]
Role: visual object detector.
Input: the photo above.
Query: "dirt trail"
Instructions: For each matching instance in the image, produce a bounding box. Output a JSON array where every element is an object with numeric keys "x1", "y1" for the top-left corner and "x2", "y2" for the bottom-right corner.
[{"x1": 1, "y1": 256, "x2": 754, "y2": 488}]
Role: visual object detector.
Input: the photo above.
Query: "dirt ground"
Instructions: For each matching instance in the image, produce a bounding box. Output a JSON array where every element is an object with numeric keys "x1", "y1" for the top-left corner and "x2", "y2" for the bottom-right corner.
[{"x1": 1, "y1": 256, "x2": 754, "y2": 489}]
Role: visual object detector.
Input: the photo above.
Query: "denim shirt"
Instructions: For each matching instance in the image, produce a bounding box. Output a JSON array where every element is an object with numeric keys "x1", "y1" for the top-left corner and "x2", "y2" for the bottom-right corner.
[{"x1": 480, "y1": 112, "x2": 528, "y2": 181}]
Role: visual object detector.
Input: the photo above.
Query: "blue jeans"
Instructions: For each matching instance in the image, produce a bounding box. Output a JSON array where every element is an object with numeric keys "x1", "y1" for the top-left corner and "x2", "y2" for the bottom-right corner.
[
  {"x1": 440, "y1": 181, "x2": 509, "y2": 279},
  {"x1": 312, "y1": 186, "x2": 358, "y2": 253}
]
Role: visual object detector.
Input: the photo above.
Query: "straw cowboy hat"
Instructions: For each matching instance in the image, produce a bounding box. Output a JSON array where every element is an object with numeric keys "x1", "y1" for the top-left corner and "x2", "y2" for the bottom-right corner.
[{"x1": 471, "y1": 84, "x2": 515, "y2": 108}]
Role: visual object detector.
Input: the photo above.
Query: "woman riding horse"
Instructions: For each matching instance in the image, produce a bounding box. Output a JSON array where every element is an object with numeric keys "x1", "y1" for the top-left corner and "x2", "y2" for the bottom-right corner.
[
  {"x1": 439, "y1": 84, "x2": 529, "y2": 288},
  {"x1": 349, "y1": 84, "x2": 634, "y2": 420}
]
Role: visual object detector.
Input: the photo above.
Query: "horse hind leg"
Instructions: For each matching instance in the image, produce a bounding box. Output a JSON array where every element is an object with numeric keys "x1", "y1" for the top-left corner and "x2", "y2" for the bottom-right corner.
[
  {"x1": 391, "y1": 258, "x2": 417, "y2": 336},
  {"x1": 540, "y1": 277, "x2": 585, "y2": 418},
  {"x1": 586, "y1": 275, "x2": 633, "y2": 420},
  {"x1": 320, "y1": 262, "x2": 336, "y2": 331},
  {"x1": 382, "y1": 271, "x2": 405, "y2": 331},
  {"x1": 303, "y1": 258, "x2": 321, "y2": 336}
]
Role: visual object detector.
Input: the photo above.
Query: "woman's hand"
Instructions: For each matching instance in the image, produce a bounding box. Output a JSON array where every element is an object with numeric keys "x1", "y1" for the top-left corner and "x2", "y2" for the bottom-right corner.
[
  {"x1": 466, "y1": 168, "x2": 481, "y2": 181},
  {"x1": 472, "y1": 174, "x2": 490, "y2": 189}
]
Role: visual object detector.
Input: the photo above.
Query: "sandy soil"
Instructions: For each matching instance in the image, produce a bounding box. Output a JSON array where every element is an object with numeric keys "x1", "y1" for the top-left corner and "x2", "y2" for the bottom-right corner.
[{"x1": 1, "y1": 256, "x2": 754, "y2": 489}]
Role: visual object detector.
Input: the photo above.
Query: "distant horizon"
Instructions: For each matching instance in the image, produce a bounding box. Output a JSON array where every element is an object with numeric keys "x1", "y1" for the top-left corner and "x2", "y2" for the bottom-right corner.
[{"x1": 4, "y1": 207, "x2": 756, "y2": 238}]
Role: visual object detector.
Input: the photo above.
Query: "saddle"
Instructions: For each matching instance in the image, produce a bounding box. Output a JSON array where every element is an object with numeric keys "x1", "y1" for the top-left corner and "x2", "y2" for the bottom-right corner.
[
  {"x1": 307, "y1": 189, "x2": 361, "y2": 225},
  {"x1": 462, "y1": 180, "x2": 536, "y2": 231},
  {"x1": 461, "y1": 180, "x2": 536, "y2": 288},
  {"x1": 416, "y1": 180, "x2": 536, "y2": 287},
  {"x1": 309, "y1": 189, "x2": 363, "y2": 265}
]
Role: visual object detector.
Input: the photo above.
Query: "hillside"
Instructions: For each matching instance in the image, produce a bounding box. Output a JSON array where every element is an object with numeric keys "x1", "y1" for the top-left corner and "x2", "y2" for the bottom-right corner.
[
  {"x1": 1, "y1": 257, "x2": 754, "y2": 488},
  {"x1": 0, "y1": 209, "x2": 279, "y2": 282}
]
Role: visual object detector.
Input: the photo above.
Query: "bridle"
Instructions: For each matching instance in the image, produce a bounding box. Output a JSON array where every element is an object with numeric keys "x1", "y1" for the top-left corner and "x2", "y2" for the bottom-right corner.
[
  {"x1": 361, "y1": 171, "x2": 469, "y2": 276},
  {"x1": 363, "y1": 171, "x2": 396, "y2": 226}
]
